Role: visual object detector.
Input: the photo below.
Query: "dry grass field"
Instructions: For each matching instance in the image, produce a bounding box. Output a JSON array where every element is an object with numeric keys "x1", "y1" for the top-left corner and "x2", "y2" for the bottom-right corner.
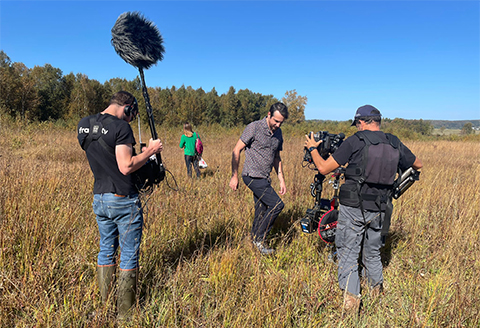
[{"x1": 1, "y1": 120, "x2": 479, "y2": 327}]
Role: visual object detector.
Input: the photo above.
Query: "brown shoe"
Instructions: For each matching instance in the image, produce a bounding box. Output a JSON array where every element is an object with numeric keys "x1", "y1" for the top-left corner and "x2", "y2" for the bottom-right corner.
[
  {"x1": 370, "y1": 283, "x2": 383, "y2": 299},
  {"x1": 343, "y1": 291, "x2": 361, "y2": 316}
]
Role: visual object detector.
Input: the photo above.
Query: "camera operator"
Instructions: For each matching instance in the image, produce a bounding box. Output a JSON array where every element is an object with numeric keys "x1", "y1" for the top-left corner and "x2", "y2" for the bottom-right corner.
[
  {"x1": 304, "y1": 105, "x2": 422, "y2": 315},
  {"x1": 229, "y1": 103, "x2": 289, "y2": 255},
  {"x1": 77, "y1": 91, "x2": 163, "y2": 320}
]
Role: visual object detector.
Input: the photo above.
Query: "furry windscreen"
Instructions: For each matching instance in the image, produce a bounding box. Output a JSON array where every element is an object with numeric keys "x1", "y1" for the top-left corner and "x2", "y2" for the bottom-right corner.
[{"x1": 111, "y1": 12, "x2": 165, "y2": 70}]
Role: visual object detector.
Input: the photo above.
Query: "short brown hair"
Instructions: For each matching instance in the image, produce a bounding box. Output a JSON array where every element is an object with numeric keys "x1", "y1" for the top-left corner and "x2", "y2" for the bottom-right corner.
[
  {"x1": 110, "y1": 91, "x2": 135, "y2": 107},
  {"x1": 269, "y1": 102, "x2": 289, "y2": 119}
]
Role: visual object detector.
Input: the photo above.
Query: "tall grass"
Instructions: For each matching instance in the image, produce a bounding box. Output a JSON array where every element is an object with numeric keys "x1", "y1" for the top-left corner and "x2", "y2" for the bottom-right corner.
[{"x1": 0, "y1": 121, "x2": 479, "y2": 327}]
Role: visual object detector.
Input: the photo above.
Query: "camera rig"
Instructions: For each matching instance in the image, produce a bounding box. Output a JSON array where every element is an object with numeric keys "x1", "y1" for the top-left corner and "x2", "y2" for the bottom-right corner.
[
  {"x1": 393, "y1": 167, "x2": 420, "y2": 199},
  {"x1": 304, "y1": 131, "x2": 345, "y2": 163},
  {"x1": 300, "y1": 168, "x2": 344, "y2": 243},
  {"x1": 301, "y1": 131, "x2": 345, "y2": 247},
  {"x1": 300, "y1": 130, "x2": 421, "y2": 264}
]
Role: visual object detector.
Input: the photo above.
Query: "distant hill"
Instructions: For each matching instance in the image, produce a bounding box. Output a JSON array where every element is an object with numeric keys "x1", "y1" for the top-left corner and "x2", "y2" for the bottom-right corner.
[
  {"x1": 426, "y1": 120, "x2": 480, "y2": 129},
  {"x1": 307, "y1": 119, "x2": 480, "y2": 129}
]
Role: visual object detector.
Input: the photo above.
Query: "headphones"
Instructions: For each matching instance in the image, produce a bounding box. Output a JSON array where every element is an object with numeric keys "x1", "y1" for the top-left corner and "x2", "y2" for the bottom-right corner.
[{"x1": 124, "y1": 97, "x2": 139, "y2": 117}]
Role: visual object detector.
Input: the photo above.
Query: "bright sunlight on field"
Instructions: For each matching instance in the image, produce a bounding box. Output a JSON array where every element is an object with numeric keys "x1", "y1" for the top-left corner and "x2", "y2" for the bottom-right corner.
[{"x1": 1, "y1": 121, "x2": 479, "y2": 327}]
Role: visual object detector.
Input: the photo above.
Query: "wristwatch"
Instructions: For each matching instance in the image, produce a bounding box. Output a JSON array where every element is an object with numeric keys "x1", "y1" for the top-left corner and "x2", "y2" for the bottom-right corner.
[{"x1": 308, "y1": 146, "x2": 317, "y2": 152}]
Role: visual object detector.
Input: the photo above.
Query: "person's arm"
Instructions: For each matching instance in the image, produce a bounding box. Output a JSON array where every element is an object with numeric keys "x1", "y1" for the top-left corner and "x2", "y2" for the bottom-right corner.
[
  {"x1": 116, "y1": 138, "x2": 163, "y2": 175},
  {"x1": 179, "y1": 135, "x2": 185, "y2": 149},
  {"x1": 273, "y1": 153, "x2": 286, "y2": 195},
  {"x1": 229, "y1": 139, "x2": 247, "y2": 191},
  {"x1": 398, "y1": 140, "x2": 423, "y2": 171},
  {"x1": 412, "y1": 157, "x2": 423, "y2": 170},
  {"x1": 304, "y1": 134, "x2": 340, "y2": 175}
]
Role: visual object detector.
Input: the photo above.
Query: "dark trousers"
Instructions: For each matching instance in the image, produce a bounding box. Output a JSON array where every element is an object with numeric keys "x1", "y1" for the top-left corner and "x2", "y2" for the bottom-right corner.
[
  {"x1": 184, "y1": 155, "x2": 200, "y2": 178},
  {"x1": 335, "y1": 205, "x2": 384, "y2": 295},
  {"x1": 242, "y1": 176, "x2": 284, "y2": 242}
]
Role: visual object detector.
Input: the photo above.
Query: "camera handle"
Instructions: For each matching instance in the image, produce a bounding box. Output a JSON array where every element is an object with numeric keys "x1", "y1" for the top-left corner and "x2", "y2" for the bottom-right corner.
[
  {"x1": 329, "y1": 167, "x2": 345, "y2": 210},
  {"x1": 310, "y1": 167, "x2": 345, "y2": 207},
  {"x1": 310, "y1": 173, "x2": 325, "y2": 204}
]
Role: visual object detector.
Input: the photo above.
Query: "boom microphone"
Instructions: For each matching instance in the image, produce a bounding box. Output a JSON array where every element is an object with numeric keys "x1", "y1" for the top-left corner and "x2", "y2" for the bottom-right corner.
[
  {"x1": 111, "y1": 11, "x2": 166, "y2": 185},
  {"x1": 111, "y1": 11, "x2": 164, "y2": 70}
]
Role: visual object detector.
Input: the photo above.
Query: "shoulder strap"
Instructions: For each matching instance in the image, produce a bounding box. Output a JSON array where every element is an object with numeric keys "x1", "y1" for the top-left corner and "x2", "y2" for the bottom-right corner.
[
  {"x1": 81, "y1": 115, "x2": 100, "y2": 152},
  {"x1": 82, "y1": 114, "x2": 116, "y2": 157},
  {"x1": 385, "y1": 133, "x2": 400, "y2": 149}
]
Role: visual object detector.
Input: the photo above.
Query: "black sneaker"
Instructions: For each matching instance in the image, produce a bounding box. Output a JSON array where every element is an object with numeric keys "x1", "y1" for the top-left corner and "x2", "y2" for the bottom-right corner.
[{"x1": 253, "y1": 241, "x2": 275, "y2": 255}]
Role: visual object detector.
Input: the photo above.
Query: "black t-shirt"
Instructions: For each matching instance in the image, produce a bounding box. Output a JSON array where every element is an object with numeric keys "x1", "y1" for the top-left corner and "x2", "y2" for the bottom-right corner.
[
  {"x1": 332, "y1": 130, "x2": 416, "y2": 210},
  {"x1": 77, "y1": 113, "x2": 138, "y2": 195}
]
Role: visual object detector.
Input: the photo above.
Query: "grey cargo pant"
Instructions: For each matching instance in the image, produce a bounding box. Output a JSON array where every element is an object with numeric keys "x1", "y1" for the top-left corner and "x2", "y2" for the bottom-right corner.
[{"x1": 335, "y1": 205, "x2": 385, "y2": 296}]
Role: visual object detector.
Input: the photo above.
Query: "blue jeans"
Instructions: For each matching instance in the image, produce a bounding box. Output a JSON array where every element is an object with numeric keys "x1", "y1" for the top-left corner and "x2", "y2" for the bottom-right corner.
[
  {"x1": 184, "y1": 155, "x2": 200, "y2": 178},
  {"x1": 242, "y1": 176, "x2": 284, "y2": 242},
  {"x1": 93, "y1": 193, "x2": 143, "y2": 270}
]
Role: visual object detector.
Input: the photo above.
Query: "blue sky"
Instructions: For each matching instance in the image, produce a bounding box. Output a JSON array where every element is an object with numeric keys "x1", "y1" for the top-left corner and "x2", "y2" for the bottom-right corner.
[{"x1": 1, "y1": 1, "x2": 479, "y2": 121}]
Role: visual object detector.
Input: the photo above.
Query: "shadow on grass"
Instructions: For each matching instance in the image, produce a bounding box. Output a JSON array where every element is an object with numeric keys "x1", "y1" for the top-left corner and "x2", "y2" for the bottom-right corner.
[
  {"x1": 199, "y1": 165, "x2": 220, "y2": 178},
  {"x1": 139, "y1": 219, "x2": 232, "y2": 301},
  {"x1": 269, "y1": 204, "x2": 306, "y2": 246},
  {"x1": 272, "y1": 208, "x2": 409, "y2": 268},
  {"x1": 380, "y1": 228, "x2": 407, "y2": 268}
]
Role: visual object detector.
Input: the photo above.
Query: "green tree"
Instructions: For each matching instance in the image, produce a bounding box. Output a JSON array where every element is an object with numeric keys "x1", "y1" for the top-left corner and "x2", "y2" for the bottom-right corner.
[
  {"x1": 281, "y1": 89, "x2": 306, "y2": 124},
  {"x1": 204, "y1": 87, "x2": 221, "y2": 125},
  {"x1": 220, "y1": 86, "x2": 241, "y2": 127},
  {"x1": 237, "y1": 89, "x2": 260, "y2": 124},
  {"x1": 461, "y1": 122, "x2": 473, "y2": 135},
  {"x1": 13, "y1": 62, "x2": 38, "y2": 120},
  {"x1": 190, "y1": 87, "x2": 206, "y2": 126},
  {"x1": 30, "y1": 64, "x2": 66, "y2": 121},
  {"x1": 0, "y1": 51, "x2": 21, "y2": 118},
  {"x1": 66, "y1": 73, "x2": 108, "y2": 120}
]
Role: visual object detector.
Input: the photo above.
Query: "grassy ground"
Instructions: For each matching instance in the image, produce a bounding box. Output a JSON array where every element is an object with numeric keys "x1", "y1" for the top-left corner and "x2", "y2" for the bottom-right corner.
[{"x1": 1, "y1": 121, "x2": 479, "y2": 327}]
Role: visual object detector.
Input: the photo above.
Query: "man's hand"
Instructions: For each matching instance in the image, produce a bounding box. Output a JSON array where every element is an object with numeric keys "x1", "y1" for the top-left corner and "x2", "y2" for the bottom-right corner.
[
  {"x1": 230, "y1": 139, "x2": 246, "y2": 192},
  {"x1": 278, "y1": 179, "x2": 286, "y2": 195},
  {"x1": 304, "y1": 132, "x2": 322, "y2": 150},
  {"x1": 229, "y1": 175, "x2": 239, "y2": 191},
  {"x1": 116, "y1": 138, "x2": 163, "y2": 176},
  {"x1": 147, "y1": 138, "x2": 163, "y2": 154}
]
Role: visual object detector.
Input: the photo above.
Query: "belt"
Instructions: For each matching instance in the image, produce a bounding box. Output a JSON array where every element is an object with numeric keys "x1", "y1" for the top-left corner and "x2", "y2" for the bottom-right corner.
[{"x1": 114, "y1": 194, "x2": 138, "y2": 198}]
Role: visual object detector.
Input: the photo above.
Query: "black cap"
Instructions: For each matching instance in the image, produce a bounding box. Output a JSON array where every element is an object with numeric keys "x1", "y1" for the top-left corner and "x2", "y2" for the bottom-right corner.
[{"x1": 351, "y1": 105, "x2": 382, "y2": 126}]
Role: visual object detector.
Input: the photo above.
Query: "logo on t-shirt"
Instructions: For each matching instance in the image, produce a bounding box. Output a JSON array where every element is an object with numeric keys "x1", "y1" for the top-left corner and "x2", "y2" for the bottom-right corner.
[{"x1": 78, "y1": 126, "x2": 108, "y2": 135}]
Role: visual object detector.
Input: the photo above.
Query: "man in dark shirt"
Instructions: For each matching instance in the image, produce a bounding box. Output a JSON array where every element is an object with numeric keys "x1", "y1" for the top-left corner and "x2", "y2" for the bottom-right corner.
[
  {"x1": 305, "y1": 105, "x2": 422, "y2": 315},
  {"x1": 229, "y1": 102, "x2": 289, "y2": 255},
  {"x1": 77, "y1": 91, "x2": 163, "y2": 319}
]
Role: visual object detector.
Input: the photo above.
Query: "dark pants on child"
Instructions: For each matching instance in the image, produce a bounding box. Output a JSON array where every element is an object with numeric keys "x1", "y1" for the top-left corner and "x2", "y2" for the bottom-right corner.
[
  {"x1": 242, "y1": 176, "x2": 284, "y2": 242},
  {"x1": 184, "y1": 155, "x2": 200, "y2": 178}
]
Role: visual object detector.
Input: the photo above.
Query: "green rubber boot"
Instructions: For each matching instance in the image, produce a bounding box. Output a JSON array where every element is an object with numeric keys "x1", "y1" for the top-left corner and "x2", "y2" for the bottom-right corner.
[
  {"x1": 97, "y1": 265, "x2": 116, "y2": 303},
  {"x1": 117, "y1": 269, "x2": 138, "y2": 321}
]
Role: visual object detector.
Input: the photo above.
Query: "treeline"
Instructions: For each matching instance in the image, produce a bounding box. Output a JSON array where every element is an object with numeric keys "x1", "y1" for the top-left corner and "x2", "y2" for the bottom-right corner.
[
  {"x1": 280, "y1": 117, "x2": 435, "y2": 141},
  {"x1": 0, "y1": 51, "x2": 306, "y2": 128},
  {"x1": 1, "y1": 51, "x2": 443, "y2": 140},
  {"x1": 428, "y1": 119, "x2": 480, "y2": 129}
]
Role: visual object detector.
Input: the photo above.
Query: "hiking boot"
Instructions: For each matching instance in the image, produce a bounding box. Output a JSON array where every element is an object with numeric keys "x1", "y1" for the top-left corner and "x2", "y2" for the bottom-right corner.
[
  {"x1": 343, "y1": 291, "x2": 361, "y2": 316},
  {"x1": 370, "y1": 283, "x2": 383, "y2": 299},
  {"x1": 253, "y1": 241, "x2": 275, "y2": 255}
]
